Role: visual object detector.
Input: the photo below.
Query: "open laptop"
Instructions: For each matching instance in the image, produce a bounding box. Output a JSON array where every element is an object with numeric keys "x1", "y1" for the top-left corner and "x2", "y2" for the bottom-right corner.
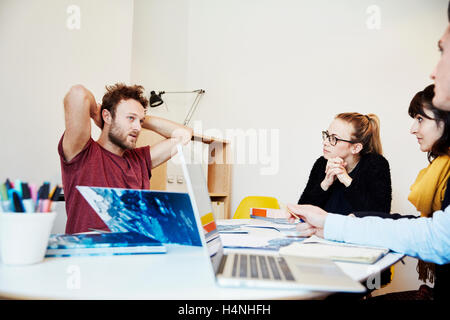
[
  {"x1": 77, "y1": 145, "x2": 365, "y2": 293},
  {"x1": 176, "y1": 145, "x2": 365, "y2": 293}
]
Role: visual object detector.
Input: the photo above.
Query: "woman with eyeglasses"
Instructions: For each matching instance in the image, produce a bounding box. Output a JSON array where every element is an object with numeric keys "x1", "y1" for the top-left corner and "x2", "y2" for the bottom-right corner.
[{"x1": 298, "y1": 112, "x2": 392, "y2": 215}]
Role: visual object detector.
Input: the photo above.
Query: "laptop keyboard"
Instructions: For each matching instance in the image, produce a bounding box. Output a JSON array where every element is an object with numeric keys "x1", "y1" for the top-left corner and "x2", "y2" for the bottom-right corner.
[{"x1": 230, "y1": 254, "x2": 295, "y2": 281}]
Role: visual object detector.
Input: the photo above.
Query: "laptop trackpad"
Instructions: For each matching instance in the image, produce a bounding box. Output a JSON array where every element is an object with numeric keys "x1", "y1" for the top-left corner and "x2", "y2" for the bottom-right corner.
[
  {"x1": 287, "y1": 256, "x2": 346, "y2": 278},
  {"x1": 295, "y1": 263, "x2": 343, "y2": 277}
]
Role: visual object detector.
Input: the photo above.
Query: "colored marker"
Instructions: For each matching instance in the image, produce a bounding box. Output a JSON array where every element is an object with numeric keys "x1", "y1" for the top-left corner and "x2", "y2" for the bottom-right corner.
[
  {"x1": 29, "y1": 183, "x2": 38, "y2": 205},
  {"x1": 10, "y1": 190, "x2": 25, "y2": 213},
  {"x1": 14, "y1": 179, "x2": 23, "y2": 197},
  {"x1": 0, "y1": 183, "x2": 9, "y2": 212},
  {"x1": 36, "y1": 182, "x2": 50, "y2": 212},
  {"x1": 41, "y1": 182, "x2": 50, "y2": 212},
  {"x1": 35, "y1": 184, "x2": 45, "y2": 212},
  {"x1": 21, "y1": 183, "x2": 34, "y2": 213},
  {"x1": 48, "y1": 186, "x2": 62, "y2": 212},
  {"x1": 5, "y1": 179, "x2": 13, "y2": 190},
  {"x1": 48, "y1": 185, "x2": 57, "y2": 201},
  {"x1": 0, "y1": 183, "x2": 7, "y2": 200}
]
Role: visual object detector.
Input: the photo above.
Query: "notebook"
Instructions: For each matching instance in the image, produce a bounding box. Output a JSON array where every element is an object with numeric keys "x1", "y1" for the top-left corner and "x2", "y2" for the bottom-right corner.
[
  {"x1": 279, "y1": 235, "x2": 389, "y2": 264},
  {"x1": 46, "y1": 232, "x2": 166, "y2": 257}
]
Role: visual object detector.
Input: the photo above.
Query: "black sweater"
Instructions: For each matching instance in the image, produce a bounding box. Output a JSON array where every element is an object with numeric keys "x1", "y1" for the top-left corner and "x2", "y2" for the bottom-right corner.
[{"x1": 298, "y1": 153, "x2": 392, "y2": 215}]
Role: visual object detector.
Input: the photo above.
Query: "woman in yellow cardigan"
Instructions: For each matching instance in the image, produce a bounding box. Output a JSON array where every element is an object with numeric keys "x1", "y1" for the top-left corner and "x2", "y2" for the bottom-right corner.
[
  {"x1": 348, "y1": 84, "x2": 449, "y2": 298},
  {"x1": 407, "y1": 84, "x2": 450, "y2": 292}
]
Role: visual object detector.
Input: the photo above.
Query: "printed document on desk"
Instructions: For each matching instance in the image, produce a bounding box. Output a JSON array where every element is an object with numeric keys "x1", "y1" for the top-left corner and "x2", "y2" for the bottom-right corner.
[
  {"x1": 279, "y1": 235, "x2": 389, "y2": 264},
  {"x1": 218, "y1": 218, "x2": 299, "y2": 233},
  {"x1": 216, "y1": 219, "x2": 305, "y2": 251}
]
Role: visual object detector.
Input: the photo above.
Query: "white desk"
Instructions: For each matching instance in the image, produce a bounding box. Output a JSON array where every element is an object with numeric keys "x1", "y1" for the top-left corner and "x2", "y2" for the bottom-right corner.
[{"x1": 0, "y1": 243, "x2": 402, "y2": 300}]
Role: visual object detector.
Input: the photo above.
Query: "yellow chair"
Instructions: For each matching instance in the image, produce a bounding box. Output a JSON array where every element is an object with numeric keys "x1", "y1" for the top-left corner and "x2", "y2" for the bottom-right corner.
[{"x1": 233, "y1": 196, "x2": 280, "y2": 219}]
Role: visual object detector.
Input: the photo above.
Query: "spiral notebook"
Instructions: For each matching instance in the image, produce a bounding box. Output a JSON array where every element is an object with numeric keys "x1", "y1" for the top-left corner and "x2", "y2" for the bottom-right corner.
[{"x1": 279, "y1": 235, "x2": 389, "y2": 264}]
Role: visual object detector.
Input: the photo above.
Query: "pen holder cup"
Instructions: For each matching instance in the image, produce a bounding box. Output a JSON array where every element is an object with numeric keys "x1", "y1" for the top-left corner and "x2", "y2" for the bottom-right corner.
[{"x1": 0, "y1": 212, "x2": 56, "y2": 265}]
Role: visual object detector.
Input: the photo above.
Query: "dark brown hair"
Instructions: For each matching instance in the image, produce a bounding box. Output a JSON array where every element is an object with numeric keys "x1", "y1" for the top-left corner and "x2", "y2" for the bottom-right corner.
[
  {"x1": 100, "y1": 83, "x2": 148, "y2": 128},
  {"x1": 335, "y1": 112, "x2": 383, "y2": 155},
  {"x1": 408, "y1": 84, "x2": 450, "y2": 162}
]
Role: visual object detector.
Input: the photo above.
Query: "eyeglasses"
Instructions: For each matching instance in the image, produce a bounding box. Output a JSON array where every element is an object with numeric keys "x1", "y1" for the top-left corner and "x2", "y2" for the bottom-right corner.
[{"x1": 322, "y1": 131, "x2": 355, "y2": 146}]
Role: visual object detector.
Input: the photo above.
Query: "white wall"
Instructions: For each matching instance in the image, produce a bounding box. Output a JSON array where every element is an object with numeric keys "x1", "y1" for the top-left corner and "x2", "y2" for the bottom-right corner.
[
  {"x1": 0, "y1": 0, "x2": 134, "y2": 184},
  {"x1": 133, "y1": 0, "x2": 447, "y2": 218},
  {"x1": 3, "y1": 0, "x2": 445, "y2": 217},
  {"x1": 131, "y1": 0, "x2": 189, "y2": 117}
]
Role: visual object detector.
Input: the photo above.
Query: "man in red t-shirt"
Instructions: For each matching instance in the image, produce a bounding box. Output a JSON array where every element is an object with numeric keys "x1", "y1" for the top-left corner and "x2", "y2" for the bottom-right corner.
[{"x1": 59, "y1": 83, "x2": 193, "y2": 234}]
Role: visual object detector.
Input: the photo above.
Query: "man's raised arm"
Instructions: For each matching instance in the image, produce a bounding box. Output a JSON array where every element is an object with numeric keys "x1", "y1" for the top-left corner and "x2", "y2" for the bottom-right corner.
[
  {"x1": 142, "y1": 116, "x2": 193, "y2": 169},
  {"x1": 62, "y1": 85, "x2": 101, "y2": 162}
]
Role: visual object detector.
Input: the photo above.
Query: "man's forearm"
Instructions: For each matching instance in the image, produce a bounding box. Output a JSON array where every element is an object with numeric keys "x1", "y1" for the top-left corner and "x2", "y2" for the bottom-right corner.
[
  {"x1": 142, "y1": 115, "x2": 193, "y2": 142},
  {"x1": 142, "y1": 115, "x2": 193, "y2": 169}
]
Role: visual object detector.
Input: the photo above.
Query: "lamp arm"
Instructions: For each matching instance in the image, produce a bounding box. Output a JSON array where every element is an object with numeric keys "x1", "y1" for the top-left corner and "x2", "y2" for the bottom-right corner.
[
  {"x1": 183, "y1": 91, "x2": 204, "y2": 126},
  {"x1": 160, "y1": 90, "x2": 204, "y2": 95}
]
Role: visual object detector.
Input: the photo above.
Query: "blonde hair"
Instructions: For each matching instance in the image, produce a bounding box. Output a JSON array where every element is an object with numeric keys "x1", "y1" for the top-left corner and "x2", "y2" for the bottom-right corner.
[{"x1": 335, "y1": 112, "x2": 383, "y2": 155}]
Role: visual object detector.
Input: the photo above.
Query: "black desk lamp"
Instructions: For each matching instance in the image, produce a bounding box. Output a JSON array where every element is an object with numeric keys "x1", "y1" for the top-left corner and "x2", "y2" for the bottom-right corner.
[{"x1": 149, "y1": 89, "x2": 205, "y2": 126}]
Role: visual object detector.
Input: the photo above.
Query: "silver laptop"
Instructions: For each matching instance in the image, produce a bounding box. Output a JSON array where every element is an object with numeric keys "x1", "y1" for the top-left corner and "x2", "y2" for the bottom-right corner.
[{"x1": 177, "y1": 145, "x2": 366, "y2": 293}]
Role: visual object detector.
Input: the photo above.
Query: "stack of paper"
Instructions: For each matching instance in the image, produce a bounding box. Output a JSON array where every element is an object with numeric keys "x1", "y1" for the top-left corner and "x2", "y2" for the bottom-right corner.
[
  {"x1": 279, "y1": 235, "x2": 389, "y2": 264},
  {"x1": 46, "y1": 232, "x2": 167, "y2": 257}
]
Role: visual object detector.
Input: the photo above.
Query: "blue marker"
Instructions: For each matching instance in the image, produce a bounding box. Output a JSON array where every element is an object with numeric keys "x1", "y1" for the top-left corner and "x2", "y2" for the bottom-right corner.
[
  {"x1": 4, "y1": 178, "x2": 12, "y2": 190},
  {"x1": 9, "y1": 189, "x2": 25, "y2": 213}
]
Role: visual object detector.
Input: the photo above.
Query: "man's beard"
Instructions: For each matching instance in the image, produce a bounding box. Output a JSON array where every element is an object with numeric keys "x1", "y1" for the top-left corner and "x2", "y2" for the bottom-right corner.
[{"x1": 108, "y1": 121, "x2": 137, "y2": 151}]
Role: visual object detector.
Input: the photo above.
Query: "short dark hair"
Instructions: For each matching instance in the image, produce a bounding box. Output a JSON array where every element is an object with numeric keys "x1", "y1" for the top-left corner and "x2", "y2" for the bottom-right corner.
[
  {"x1": 100, "y1": 83, "x2": 148, "y2": 128},
  {"x1": 408, "y1": 84, "x2": 450, "y2": 162},
  {"x1": 448, "y1": 1, "x2": 450, "y2": 21}
]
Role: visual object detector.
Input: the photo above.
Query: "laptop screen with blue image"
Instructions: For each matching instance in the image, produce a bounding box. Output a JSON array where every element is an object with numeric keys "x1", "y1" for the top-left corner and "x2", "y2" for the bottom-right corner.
[
  {"x1": 77, "y1": 145, "x2": 226, "y2": 273},
  {"x1": 77, "y1": 186, "x2": 202, "y2": 246}
]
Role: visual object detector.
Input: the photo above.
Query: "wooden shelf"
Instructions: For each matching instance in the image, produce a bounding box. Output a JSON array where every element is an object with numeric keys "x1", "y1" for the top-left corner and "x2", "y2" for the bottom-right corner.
[
  {"x1": 192, "y1": 132, "x2": 230, "y2": 145},
  {"x1": 209, "y1": 192, "x2": 228, "y2": 198}
]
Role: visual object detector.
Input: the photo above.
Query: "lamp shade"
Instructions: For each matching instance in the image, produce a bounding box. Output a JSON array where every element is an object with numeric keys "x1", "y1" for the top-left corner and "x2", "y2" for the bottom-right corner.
[{"x1": 149, "y1": 91, "x2": 164, "y2": 107}]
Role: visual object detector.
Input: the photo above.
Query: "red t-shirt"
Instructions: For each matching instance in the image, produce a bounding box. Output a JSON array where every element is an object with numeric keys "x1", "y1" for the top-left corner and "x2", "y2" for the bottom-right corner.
[{"x1": 58, "y1": 134, "x2": 152, "y2": 234}]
